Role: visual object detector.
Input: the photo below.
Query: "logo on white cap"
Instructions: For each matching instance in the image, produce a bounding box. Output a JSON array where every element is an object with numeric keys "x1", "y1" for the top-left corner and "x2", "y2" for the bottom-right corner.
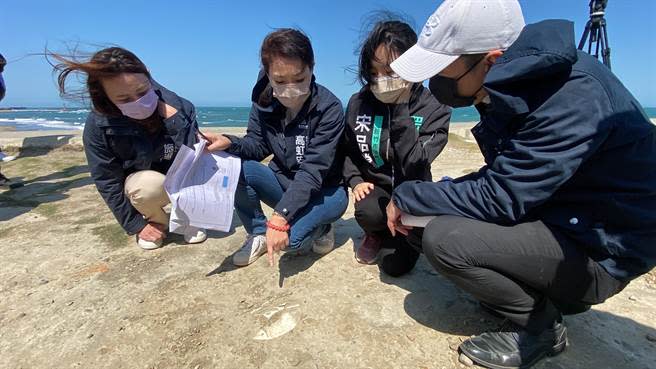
[{"x1": 423, "y1": 14, "x2": 440, "y2": 38}]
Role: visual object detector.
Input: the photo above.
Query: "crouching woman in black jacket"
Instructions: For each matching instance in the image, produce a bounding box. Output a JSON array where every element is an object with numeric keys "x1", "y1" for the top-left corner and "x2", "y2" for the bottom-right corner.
[
  {"x1": 343, "y1": 20, "x2": 451, "y2": 275},
  {"x1": 54, "y1": 47, "x2": 207, "y2": 249},
  {"x1": 204, "y1": 29, "x2": 348, "y2": 267}
]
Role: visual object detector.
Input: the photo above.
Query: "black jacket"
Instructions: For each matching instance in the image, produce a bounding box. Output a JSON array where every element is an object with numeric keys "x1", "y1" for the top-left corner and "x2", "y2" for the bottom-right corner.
[
  {"x1": 393, "y1": 20, "x2": 656, "y2": 281},
  {"x1": 225, "y1": 72, "x2": 345, "y2": 222},
  {"x1": 83, "y1": 83, "x2": 198, "y2": 235},
  {"x1": 342, "y1": 84, "x2": 451, "y2": 191}
]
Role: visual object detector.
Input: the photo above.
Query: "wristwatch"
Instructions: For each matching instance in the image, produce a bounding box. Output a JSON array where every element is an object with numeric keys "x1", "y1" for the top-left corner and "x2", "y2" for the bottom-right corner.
[{"x1": 272, "y1": 210, "x2": 287, "y2": 219}]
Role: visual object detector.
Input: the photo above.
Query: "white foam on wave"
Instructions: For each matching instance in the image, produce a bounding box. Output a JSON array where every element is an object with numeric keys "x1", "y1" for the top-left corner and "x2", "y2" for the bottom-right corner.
[
  {"x1": 0, "y1": 108, "x2": 90, "y2": 113},
  {"x1": 64, "y1": 109, "x2": 91, "y2": 114},
  {"x1": 0, "y1": 118, "x2": 84, "y2": 130},
  {"x1": 200, "y1": 120, "x2": 248, "y2": 126}
]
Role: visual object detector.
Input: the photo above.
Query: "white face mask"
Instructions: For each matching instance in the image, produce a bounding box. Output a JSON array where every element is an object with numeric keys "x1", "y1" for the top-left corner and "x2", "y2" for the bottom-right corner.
[
  {"x1": 370, "y1": 75, "x2": 411, "y2": 104},
  {"x1": 270, "y1": 77, "x2": 312, "y2": 110}
]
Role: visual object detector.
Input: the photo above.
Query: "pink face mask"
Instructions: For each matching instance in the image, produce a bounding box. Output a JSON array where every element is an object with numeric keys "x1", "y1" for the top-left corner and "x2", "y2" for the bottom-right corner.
[{"x1": 116, "y1": 88, "x2": 159, "y2": 120}]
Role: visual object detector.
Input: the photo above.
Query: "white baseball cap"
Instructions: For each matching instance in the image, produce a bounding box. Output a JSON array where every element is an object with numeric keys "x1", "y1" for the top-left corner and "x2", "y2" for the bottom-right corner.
[{"x1": 391, "y1": 0, "x2": 525, "y2": 82}]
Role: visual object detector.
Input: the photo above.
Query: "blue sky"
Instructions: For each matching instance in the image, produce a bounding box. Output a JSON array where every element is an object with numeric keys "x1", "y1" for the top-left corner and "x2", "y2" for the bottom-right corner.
[{"x1": 1, "y1": 0, "x2": 654, "y2": 107}]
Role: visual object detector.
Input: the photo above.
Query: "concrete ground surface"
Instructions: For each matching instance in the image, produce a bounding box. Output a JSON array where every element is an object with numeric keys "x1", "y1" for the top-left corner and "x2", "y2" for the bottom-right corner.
[{"x1": 0, "y1": 128, "x2": 655, "y2": 369}]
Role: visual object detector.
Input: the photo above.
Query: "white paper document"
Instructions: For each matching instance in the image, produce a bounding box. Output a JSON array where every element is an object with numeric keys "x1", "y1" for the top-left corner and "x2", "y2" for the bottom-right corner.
[
  {"x1": 164, "y1": 140, "x2": 241, "y2": 233},
  {"x1": 401, "y1": 213, "x2": 437, "y2": 228}
]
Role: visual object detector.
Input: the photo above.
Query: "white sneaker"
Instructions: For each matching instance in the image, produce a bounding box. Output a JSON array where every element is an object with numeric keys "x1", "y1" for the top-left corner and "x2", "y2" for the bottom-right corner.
[
  {"x1": 137, "y1": 236, "x2": 163, "y2": 250},
  {"x1": 232, "y1": 235, "x2": 267, "y2": 266},
  {"x1": 312, "y1": 225, "x2": 335, "y2": 255},
  {"x1": 183, "y1": 227, "x2": 207, "y2": 244},
  {"x1": 0, "y1": 155, "x2": 16, "y2": 162}
]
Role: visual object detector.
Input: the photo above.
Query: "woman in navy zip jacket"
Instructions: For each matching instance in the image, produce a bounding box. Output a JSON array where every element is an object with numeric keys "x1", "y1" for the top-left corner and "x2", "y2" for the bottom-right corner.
[
  {"x1": 204, "y1": 29, "x2": 348, "y2": 267},
  {"x1": 54, "y1": 47, "x2": 207, "y2": 250}
]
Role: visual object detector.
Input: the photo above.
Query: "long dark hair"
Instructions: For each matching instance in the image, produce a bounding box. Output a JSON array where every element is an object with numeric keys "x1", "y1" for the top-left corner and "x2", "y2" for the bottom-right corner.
[
  {"x1": 52, "y1": 47, "x2": 151, "y2": 117},
  {"x1": 257, "y1": 29, "x2": 315, "y2": 106},
  {"x1": 357, "y1": 13, "x2": 417, "y2": 86}
]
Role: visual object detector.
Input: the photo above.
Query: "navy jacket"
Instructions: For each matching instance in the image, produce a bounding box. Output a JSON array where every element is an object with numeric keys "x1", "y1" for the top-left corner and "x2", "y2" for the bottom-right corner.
[
  {"x1": 393, "y1": 20, "x2": 656, "y2": 281},
  {"x1": 343, "y1": 84, "x2": 451, "y2": 191},
  {"x1": 83, "y1": 83, "x2": 199, "y2": 235},
  {"x1": 226, "y1": 72, "x2": 345, "y2": 222}
]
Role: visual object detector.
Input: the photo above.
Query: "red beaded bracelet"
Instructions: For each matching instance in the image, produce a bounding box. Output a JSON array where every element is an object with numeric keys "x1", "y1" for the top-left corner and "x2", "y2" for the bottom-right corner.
[{"x1": 266, "y1": 221, "x2": 290, "y2": 232}]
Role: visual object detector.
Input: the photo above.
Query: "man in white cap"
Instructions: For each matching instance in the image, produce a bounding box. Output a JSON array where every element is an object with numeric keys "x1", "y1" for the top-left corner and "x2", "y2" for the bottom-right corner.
[{"x1": 386, "y1": 0, "x2": 656, "y2": 368}]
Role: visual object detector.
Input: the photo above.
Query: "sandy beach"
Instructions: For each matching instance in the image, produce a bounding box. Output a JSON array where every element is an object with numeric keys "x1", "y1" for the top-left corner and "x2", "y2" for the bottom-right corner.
[{"x1": 0, "y1": 125, "x2": 655, "y2": 369}]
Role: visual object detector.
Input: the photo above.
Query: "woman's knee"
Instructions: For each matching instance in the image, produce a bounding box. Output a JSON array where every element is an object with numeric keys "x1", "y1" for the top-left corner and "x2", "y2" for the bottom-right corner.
[
  {"x1": 124, "y1": 170, "x2": 168, "y2": 206},
  {"x1": 240, "y1": 160, "x2": 266, "y2": 181},
  {"x1": 354, "y1": 192, "x2": 387, "y2": 232}
]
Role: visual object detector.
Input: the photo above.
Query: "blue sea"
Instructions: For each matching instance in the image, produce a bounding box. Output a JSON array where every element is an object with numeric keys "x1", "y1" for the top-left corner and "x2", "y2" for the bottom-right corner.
[{"x1": 0, "y1": 106, "x2": 654, "y2": 131}]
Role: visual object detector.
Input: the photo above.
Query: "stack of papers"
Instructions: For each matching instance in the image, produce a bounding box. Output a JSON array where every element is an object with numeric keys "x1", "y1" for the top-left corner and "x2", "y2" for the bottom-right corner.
[
  {"x1": 400, "y1": 214, "x2": 437, "y2": 228},
  {"x1": 164, "y1": 140, "x2": 241, "y2": 233}
]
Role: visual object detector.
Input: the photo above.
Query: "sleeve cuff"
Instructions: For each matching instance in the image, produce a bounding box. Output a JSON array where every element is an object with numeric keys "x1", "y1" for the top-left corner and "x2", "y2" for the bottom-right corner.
[
  {"x1": 392, "y1": 181, "x2": 418, "y2": 214},
  {"x1": 223, "y1": 134, "x2": 241, "y2": 155},
  {"x1": 347, "y1": 176, "x2": 364, "y2": 189},
  {"x1": 273, "y1": 202, "x2": 296, "y2": 223}
]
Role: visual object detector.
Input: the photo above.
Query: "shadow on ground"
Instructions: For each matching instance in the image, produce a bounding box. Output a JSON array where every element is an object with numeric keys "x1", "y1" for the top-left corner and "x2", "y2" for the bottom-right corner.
[
  {"x1": 207, "y1": 217, "x2": 360, "y2": 285},
  {"x1": 0, "y1": 164, "x2": 92, "y2": 221},
  {"x1": 380, "y1": 257, "x2": 656, "y2": 369}
]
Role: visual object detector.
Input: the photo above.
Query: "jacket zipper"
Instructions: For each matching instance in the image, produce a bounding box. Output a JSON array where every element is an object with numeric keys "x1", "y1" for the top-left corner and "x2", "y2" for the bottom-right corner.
[
  {"x1": 387, "y1": 105, "x2": 395, "y2": 189},
  {"x1": 280, "y1": 119, "x2": 286, "y2": 154}
]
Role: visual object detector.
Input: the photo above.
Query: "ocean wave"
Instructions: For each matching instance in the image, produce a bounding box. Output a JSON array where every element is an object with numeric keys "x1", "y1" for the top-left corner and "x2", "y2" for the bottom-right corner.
[
  {"x1": 63, "y1": 109, "x2": 91, "y2": 114},
  {"x1": 0, "y1": 108, "x2": 90, "y2": 114},
  {"x1": 0, "y1": 109, "x2": 61, "y2": 113},
  {"x1": 200, "y1": 120, "x2": 248, "y2": 125},
  {"x1": 0, "y1": 118, "x2": 84, "y2": 130}
]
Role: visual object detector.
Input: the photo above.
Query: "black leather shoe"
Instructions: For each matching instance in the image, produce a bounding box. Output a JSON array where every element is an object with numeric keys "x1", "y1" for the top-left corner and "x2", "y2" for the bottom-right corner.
[{"x1": 459, "y1": 319, "x2": 567, "y2": 369}]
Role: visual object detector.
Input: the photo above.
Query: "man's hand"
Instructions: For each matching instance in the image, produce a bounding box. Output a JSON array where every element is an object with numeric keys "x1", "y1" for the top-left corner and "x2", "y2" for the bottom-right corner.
[
  {"x1": 138, "y1": 222, "x2": 166, "y2": 242},
  {"x1": 201, "y1": 131, "x2": 232, "y2": 152},
  {"x1": 386, "y1": 200, "x2": 413, "y2": 237},
  {"x1": 266, "y1": 214, "x2": 289, "y2": 266},
  {"x1": 353, "y1": 182, "x2": 374, "y2": 202}
]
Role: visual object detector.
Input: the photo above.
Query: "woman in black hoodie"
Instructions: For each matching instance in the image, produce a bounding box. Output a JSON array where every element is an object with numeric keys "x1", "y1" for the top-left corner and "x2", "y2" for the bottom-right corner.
[{"x1": 343, "y1": 20, "x2": 451, "y2": 275}]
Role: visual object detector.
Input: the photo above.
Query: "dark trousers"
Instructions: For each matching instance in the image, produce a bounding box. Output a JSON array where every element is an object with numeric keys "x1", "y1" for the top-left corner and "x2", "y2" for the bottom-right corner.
[
  {"x1": 422, "y1": 215, "x2": 627, "y2": 333},
  {"x1": 354, "y1": 185, "x2": 422, "y2": 251}
]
